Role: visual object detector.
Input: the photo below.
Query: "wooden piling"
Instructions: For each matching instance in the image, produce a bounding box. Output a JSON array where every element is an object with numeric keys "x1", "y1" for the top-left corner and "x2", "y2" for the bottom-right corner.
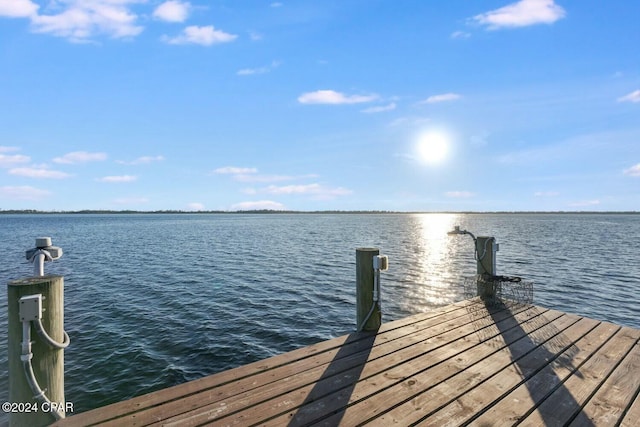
[
  {"x1": 7, "y1": 276, "x2": 66, "y2": 427},
  {"x1": 476, "y1": 236, "x2": 497, "y2": 299},
  {"x1": 356, "y1": 247, "x2": 380, "y2": 331}
]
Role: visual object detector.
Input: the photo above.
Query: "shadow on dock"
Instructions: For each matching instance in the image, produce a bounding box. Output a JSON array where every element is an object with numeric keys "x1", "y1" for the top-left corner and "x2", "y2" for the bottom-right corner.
[
  {"x1": 287, "y1": 331, "x2": 377, "y2": 426},
  {"x1": 470, "y1": 299, "x2": 595, "y2": 426}
]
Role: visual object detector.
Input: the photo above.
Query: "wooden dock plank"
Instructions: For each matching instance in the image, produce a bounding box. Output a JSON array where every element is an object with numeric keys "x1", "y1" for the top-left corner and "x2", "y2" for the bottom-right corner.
[
  {"x1": 151, "y1": 301, "x2": 532, "y2": 426},
  {"x1": 399, "y1": 314, "x2": 603, "y2": 426},
  {"x1": 52, "y1": 299, "x2": 640, "y2": 427},
  {"x1": 364, "y1": 309, "x2": 581, "y2": 426},
  {"x1": 100, "y1": 302, "x2": 499, "y2": 427},
  {"x1": 520, "y1": 326, "x2": 640, "y2": 426},
  {"x1": 569, "y1": 334, "x2": 640, "y2": 426},
  {"x1": 55, "y1": 301, "x2": 474, "y2": 427},
  {"x1": 464, "y1": 321, "x2": 620, "y2": 427},
  {"x1": 264, "y1": 305, "x2": 551, "y2": 426},
  {"x1": 620, "y1": 388, "x2": 640, "y2": 427}
]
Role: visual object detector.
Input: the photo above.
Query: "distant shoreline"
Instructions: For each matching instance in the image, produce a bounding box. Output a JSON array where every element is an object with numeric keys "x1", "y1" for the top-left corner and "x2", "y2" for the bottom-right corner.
[{"x1": 1, "y1": 209, "x2": 638, "y2": 215}]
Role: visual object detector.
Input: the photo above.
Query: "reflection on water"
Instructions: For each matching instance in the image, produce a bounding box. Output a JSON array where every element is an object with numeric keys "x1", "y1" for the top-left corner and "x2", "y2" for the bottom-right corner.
[{"x1": 393, "y1": 214, "x2": 469, "y2": 312}]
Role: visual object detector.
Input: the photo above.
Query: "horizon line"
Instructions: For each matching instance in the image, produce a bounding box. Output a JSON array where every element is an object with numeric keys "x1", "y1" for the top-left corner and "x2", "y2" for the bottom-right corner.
[{"x1": 1, "y1": 209, "x2": 638, "y2": 215}]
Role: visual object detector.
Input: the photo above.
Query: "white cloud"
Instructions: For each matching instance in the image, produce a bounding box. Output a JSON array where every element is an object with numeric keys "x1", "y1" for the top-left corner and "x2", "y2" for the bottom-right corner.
[
  {"x1": 420, "y1": 93, "x2": 462, "y2": 104},
  {"x1": 235, "y1": 174, "x2": 293, "y2": 183},
  {"x1": 162, "y1": 25, "x2": 237, "y2": 46},
  {"x1": 0, "y1": 0, "x2": 38, "y2": 18},
  {"x1": 473, "y1": 0, "x2": 566, "y2": 30},
  {"x1": 361, "y1": 103, "x2": 397, "y2": 113},
  {"x1": 237, "y1": 61, "x2": 281, "y2": 76},
  {"x1": 0, "y1": 153, "x2": 30, "y2": 167},
  {"x1": 445, "y1": 191, "x2": 474, "y2": 198},
  {"x1": 213, "y1": 166, "x2": 258, "y2": 174},
  {"x1": 187, "y1": 202, "x2": 205, "y2": 211},
  {"x1": 30, "y1": 0, "x2": 144, "y2": 42},
  {"x1": 212, "y1": 166, "x2": 298, "y2": 182},
  {"x1": 0, "y1": 146, "x2": 20, "y2": 153},
  {"x1": 213, "y1": 167, "x2": 309, "y2": 184},
  {"x1": 0, "y1": 185, "x2": 51, "y2": 200},
  {"x1": 270, "y1": 2, "x2": 283, "y2": 7},
  {"x1": 623, "y1": 163, "x2": 640, "y2": 177},
  {"x1": 53, "y1": 151, "x2": 107, "y2": 164},
  {"x1": 117, "y1": 155, "x2": 165, "y2": 165},
  {"x1": 9, "y1": 167, "x2": 71, "y2": 179},
  {"x1": 265, "y1": 183, "x2": 317, "y2": 195},
  {"x1": 153, "y1": 1, "x2": 190, "y2": 23},
  {"x1": 237, "y1": 67, "x2": 267, "y2": 76},
  {"x1": 235, "y1": 174, "x2": 320, "y2": 183},
  {"x1": 298, "y1": 90, "x2": 378, "y2": 105},
  {"x1": 450, "y1": 31, "x2": 471, "y2": 39},
  {"x1": 214, "y1": 167, "x2": 321, "y2": 185},
  {"x1": 618, "y1": 90, "x2": 640, "y2": 103},
  {"x1": 388, "y1": 116, "x2": 432, "y2": 128},
  {"x1": 231, "y1": 200, "x2": 286, "y2": 211},
  {"x1": 265, "y1": 183, "x2": 352, "y2": 198},
  {"x1": 97, "y1": 175, "x2": 137, "y2": 183}
]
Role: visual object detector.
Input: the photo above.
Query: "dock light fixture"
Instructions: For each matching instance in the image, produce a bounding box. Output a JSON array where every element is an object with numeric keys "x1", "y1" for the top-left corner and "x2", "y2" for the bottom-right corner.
[
  {"x1": 447, "y1": 225, "x2": 498, "y2": 272},
  {"x1": 448, "y1": 225, "x2": 500, "y2": 300},
  {"x1": 26, "y1": 237, "x2": 63, "y2": 277},
  {"x1": 447, "y1": 225, "x2": 476, "y2": 243}
]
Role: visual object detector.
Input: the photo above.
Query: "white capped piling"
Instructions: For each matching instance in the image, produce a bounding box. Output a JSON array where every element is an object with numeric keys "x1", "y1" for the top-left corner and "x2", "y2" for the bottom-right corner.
[{"x1": 7, "y1": 238, "x2": 69, "y2": 426}]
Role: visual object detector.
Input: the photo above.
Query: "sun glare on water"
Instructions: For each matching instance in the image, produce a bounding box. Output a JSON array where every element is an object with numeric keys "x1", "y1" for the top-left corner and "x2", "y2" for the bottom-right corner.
[{"x1": 416, "y1": 131, "x2": 450, "y2": 165}]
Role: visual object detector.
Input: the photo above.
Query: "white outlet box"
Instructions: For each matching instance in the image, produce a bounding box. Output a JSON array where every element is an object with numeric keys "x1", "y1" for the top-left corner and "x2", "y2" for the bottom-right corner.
[{"x1": 19, "y1": 294, "x2": 42, "y2": 321}]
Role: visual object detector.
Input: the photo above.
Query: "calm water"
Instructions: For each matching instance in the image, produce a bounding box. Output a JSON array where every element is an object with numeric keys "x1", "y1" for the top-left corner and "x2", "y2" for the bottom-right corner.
[{"x1": 1, "y1": 213, "x2": 639, "y2": 417}]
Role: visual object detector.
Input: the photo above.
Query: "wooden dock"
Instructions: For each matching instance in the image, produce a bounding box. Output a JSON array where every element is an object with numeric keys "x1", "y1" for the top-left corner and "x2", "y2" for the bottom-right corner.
[{"x1": 54, "y1": 298, "x2": 640, "y2": 426}]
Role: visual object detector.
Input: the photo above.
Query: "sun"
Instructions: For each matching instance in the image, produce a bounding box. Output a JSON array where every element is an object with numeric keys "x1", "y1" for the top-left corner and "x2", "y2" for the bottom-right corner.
[{"x1": 416, "y1": 131, "x2": 450, "y2": 165}]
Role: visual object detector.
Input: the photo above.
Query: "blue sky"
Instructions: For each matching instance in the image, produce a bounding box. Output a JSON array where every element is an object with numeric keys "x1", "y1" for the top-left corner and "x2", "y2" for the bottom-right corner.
[{"x1": 1, "y1": 0, "x2": 639, "y2": 211}]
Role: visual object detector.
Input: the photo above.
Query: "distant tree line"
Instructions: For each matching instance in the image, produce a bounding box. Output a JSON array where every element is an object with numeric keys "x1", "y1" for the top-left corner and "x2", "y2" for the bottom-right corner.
[{"x1": 0, "y1": 209, "x2": 638, "y2": 215}]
